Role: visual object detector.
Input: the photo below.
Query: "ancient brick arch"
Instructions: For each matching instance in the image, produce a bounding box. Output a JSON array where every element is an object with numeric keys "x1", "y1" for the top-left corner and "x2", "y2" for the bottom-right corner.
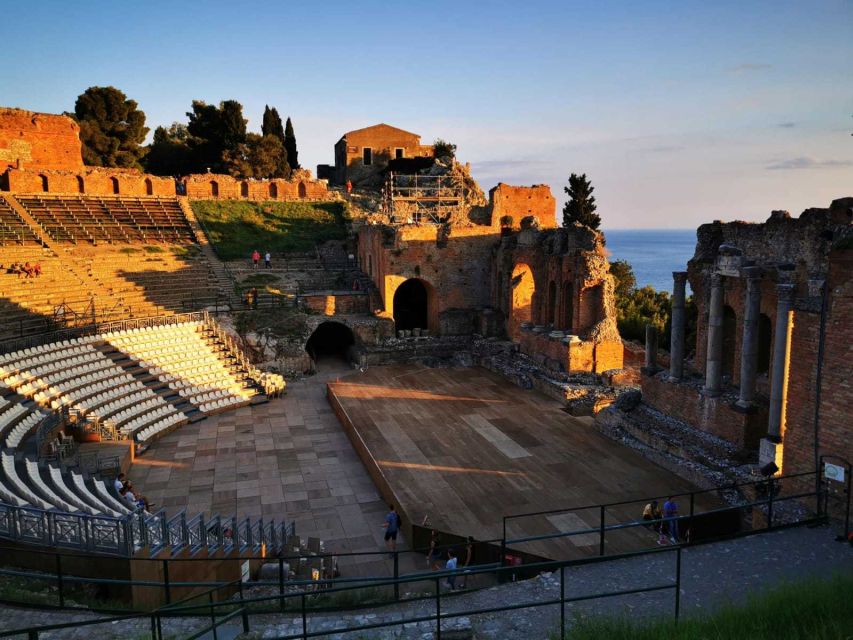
[
  {"x1": 298, "y1": 182, "x2": 307, "y2": 198},
  {"x1": 145, "y1": 177, "x2": 153, "y2": 196},
  {"x1": 392, "y1": 277, "x2": 438, "y2": 334},
  {"x1": 110, "y1": 176, "x2": 120, "y2": 194},
  {"x1": 76, "y1": 175, "x2": 85, "y2": 194},
  {"x1": 210, "y1": 180, "x2": 219, "y2": 197},
  {"x1": 510, "y1": 263, "x2": 536, "y2": 340},
  {"x1": 269, "y1": 182, "x2": 278, "y2": 198}
]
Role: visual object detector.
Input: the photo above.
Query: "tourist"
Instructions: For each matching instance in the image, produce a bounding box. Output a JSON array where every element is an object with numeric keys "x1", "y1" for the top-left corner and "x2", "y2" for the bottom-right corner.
[
  {"x1": 33, "y1": 262, "x2": 42, "y2": 277},
  {"x1": 383, "y1": 504, "x2": 400, "y2": 554},
  {"x1": 251, "y1": 249, "x2": 260, "y2": 270},
  {"x1": 445, "y1": 549, "x2": 458, "y2": 590},
  {"x1": 345, "y1": 179, "x2": 353, "y2": 196},
  {"x1": 427, "y1": 529, "x2": 443, "y2": 570},
  {"x1": 643, "y1": 500, "x2": 668, "y2": 545},
  {"x1": 113, "y1": 473, "x2": 126, "y2": 494},
  {"x1": 663, "y1": 496, "x2": 679, "y2": 543},
  {"x1": 125, "y1": 481, "x2": 153, "y2": 511},
  {"x1": 460, "y1": 536, "x2": 474, "y2": 589},
  {"x1": 264, "y1": 251, "x2": 271, "y2": 269}
]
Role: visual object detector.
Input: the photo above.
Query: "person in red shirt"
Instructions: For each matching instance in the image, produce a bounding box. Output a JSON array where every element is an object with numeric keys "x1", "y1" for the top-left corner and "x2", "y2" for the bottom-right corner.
[
  {"x1": 346, "y1": 180, "x2": 353, "y2": 196},
  {"x1": 251, "y1": 250, "x2": 260, "y2": 270}
]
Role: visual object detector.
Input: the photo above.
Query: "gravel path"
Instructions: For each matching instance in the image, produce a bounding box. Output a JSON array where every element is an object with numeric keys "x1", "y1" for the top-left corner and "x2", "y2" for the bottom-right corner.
[{"x1": 0, "y1": 524, "x2": 850, "y2": 639}]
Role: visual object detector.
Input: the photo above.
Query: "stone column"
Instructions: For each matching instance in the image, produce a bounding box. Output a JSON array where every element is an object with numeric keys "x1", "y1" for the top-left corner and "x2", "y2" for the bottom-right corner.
[
  {"x1": 644, "y1": 324, "x2": 659, "y2": 372},
  {"x1": 703, "y1": 273, "x2": 724, "y2": 396},
  {"x1": 669, "y1": 271, "x2": 688, "y2": 381},
  {"x1": 766, "y1": 283, "x2": 796, "y2": 441},
  {"x1": 736, "y1": 267, "x2": 763, "y2": 409}
]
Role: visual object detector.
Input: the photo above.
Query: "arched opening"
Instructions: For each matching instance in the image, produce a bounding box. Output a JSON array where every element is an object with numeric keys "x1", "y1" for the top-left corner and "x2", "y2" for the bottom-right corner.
[
  {"x1": 241, "y1": 181, "x2": 249, "y2": 198},
  {"x1": 110, "y1": 177, "x2": 120, "y2": 194},
  {"x1": 510, "y1": 263, "x2": 535, "y2": 340},
  {"x1": 722, "y1": 305, "x2": 737, "y2": 380},
  {"x1": 210, "y1": 181, "x2": 219, "y2": 197},
  {"x1": 76, "y1": 176, "x2": 85, "y2": 194},
  {"x1": 561, "y1": 281, "x2": 574, "y2": 331},
  {"x1": 298, "y1": 182, "x2": 307, "y2": 198},
  {"x1": 581, "y1": 284, "x2": 604, "y2": 331},
  {"x1": 39, "y1": 175, "x2": 49, "y2": 192},
  {"x1": 305, "y1": 321, "x2": 355, "y2": 370},
  {"x1": 757, "y1": 313, "x2": 772, "y2": 375},
  {"x1": 145, "y1": 178, "x2": 153, "y2": 196},
  {"x1": 269, "y1": 183, "x2": 278, "y2": 198},
  {"x1": 547, "y1": 280, "x2": 557, "y2": 327},
  {"x1": 393, "y1": 278, "x2": 430, "y2": 332}
]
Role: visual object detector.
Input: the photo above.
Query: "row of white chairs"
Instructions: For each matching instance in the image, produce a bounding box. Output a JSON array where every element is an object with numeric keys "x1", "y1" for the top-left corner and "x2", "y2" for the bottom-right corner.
[
  {"x1": 0, "y1": 344, "x2": 97, "y2": 373},
  {"x1": 0, "y1": 403, "x2": 28, "y2": 432},
  {"x1": 0, "y1": 350, "x2": 102, "y2": 382},
  {"x1": 42, "y1": 372, "x2": 137, "y2": 408},
  {"x1": 119, "y1": 405, "x2": 178, "y2": 436},
  {"x1": 136, "y1": 412, "x2": 185, "y2": 442},
  {"x1": 4, "y1": 410, "x2": 46, "y2": 448},
  {"x1": 0, "y1": 335, "x2": 102, "y2": 366},
  {"x1": 111, "y1": 397, "x2": 171, "y2": 430},
  {"x1": 85, "y1": 387, "x2": 155, "y2": 419},
  {"x1": 198, "y1": 396, "x2": 245, "y2": 413}
]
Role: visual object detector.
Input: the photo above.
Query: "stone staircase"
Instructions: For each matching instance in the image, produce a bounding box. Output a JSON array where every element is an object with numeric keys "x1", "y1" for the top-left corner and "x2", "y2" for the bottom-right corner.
[{"x1": 176, "y1": 197, "x2": 237, "y2": 303}]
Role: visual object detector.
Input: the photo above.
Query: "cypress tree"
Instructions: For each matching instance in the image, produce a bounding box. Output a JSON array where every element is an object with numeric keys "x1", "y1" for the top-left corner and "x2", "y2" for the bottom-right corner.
[
  {"x1": 562, "y1": 173, "x2": 601, "y2": 230},
  {"x1": 284, "y1": 117, "x2": 299, "y2": 170},
  {"x1": 261, "y1": 106, "x2": 285, "y2": 142}
]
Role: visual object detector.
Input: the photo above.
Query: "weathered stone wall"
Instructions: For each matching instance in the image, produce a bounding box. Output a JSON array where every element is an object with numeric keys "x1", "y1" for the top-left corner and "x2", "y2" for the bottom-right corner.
[
  {"x1": 183, "y1": 172, "x2": 329, "y2": 201},
  {"x1": 0, "y1": 108, "x2": 83, "y2": 172},
  {"x1": 300, "y1": 292, "x2": 369, "y2": 316},
  {"x1": 4, "y1": 167, "x2": 175, "y2": 196},
  {"x1": 335, "y1": 124, "x2": 433, "y2": 185},
  {"x1": 489, "y1": 183, "x2": 557, "y2": 230}
]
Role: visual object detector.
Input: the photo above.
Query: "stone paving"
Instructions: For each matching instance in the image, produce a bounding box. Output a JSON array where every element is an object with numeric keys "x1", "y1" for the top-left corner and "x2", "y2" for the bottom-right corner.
[
  {"x1": 130, "y1": 359, "x2": 418, "y2": 577},
  {"x1": 0, "y1": 525, "x2": 849, "y2": 638}
]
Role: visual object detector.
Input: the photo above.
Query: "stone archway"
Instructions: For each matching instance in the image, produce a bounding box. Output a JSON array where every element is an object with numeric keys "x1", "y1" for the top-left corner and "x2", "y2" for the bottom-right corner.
[
  {"x1": 241, "y1": 181, "x2": 249, "y2": 198},
  {"x1": 210, "y1": 181, "x2": 219, "y2": 197},
  {"x1": 145, "y1": 178, "x2": 153, "y2": 196},
  {"x1": 110, "y1": 176, "x2": 120, "y2": 194},
  {"x1": 305, "y1": 321, "x2": 356, "y2": 370},
  {"x1": 298, "y1": 182, "x2": 307, "y2": 198},
  {"x1": 510, "y1": 263, "x2": 535, "y2": 340},
  {"x1": 393, "y1": 278, "x2": 433, "y2": 333}
]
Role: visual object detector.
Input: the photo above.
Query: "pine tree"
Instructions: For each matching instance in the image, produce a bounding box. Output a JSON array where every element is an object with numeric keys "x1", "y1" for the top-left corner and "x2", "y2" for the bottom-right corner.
[
  {"x1": 71, "y1": 86, "x2": 149, "y2": 169},
  {"x1": 284, "y1": 117, "x2": 299, "y2": 170},
  {"x1": 562, "y1": 173, "x2": 600, "y2": 230}
]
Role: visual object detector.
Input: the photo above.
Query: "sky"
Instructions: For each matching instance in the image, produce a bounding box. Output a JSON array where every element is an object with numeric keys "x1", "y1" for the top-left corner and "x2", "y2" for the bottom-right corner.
[{"x1": 0, "y1": 0, "x2": 851, "y2": 229}]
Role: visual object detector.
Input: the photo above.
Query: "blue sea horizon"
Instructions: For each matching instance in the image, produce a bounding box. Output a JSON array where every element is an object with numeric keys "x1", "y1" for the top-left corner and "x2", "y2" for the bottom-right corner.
[{"x1": 602, "y1": 228, "x2": 697, "y2": 294}]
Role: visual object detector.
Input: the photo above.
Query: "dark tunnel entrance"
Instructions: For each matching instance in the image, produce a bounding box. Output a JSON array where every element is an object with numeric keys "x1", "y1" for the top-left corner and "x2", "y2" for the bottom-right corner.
[
  {"x1": 305, "y1": 321, "x2": 355, "y2": 369},
  {"x1": 393, "y1": 279, "x2": 429, "y2": 332}
]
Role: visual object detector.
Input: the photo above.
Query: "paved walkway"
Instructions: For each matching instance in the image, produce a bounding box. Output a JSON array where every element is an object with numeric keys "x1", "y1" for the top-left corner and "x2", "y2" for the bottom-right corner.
[{"x1": 0, "y1": 525, "x2": 849, "y2": 638}]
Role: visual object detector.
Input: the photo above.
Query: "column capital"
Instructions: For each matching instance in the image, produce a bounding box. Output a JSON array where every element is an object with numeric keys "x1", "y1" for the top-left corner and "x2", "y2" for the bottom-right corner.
[
  {"x1": 672, "y1": 271, "x2": 688, "y2": 284},
  {"x1": 710, "y1": 272, "x2": 724, "y2": 287},
  {"x1": 776, "y1": 283, "x2": 796, "y2": 304}
]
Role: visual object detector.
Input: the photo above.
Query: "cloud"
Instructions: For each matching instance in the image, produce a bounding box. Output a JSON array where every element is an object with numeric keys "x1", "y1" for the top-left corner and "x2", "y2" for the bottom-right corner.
[
  {"x1": 777, "y1": 122, "x2": 797, "y2": 128},
  {"x1": 766, "y1": 156, "x2": 853, "y2": 170},
  {"x1": 470, "y1": 159, "x2": 549, "y2": 173},
  {"x1": 727, "y1": 63, "x2": 773, "y2": 74}
]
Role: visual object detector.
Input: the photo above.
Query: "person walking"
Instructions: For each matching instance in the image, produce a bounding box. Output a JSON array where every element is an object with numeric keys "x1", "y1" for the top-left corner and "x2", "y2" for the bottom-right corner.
[
  {"x1": 445, "y1": 549, "x2": 458, "y2": 590},
  {"x1": 427, "y1": 529, "x2": 442, "y2": 570},
  {"x1": 264, "y1": 251, "x2": 271, "y2": 269},
  {"x1": 663, "y1": 496, "x2": 679, "y2": 543},
  {"x1": 345, "y1": 179, "x2": 353, "y2": 197},
  {"x1": 383, "y1": 504, "x2": 401, "y2": 554},
  {"x1": 460, "y1": 536, "x2": 474, "y2": 588},
  {"x1": 251, "y1": 249, "x2": 260, "y2": 270}
]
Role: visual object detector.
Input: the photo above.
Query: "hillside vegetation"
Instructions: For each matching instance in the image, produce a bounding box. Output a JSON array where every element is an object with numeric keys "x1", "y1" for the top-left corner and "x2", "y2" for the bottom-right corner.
[{"x1": 192, "y1": 200, "x2": 349, "y2": 260}]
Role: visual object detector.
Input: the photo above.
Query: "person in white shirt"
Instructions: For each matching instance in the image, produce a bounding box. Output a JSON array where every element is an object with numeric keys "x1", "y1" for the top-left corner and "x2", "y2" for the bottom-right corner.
[{"x1": 114, "y1": 473, "x2": 126, "y2": 494}]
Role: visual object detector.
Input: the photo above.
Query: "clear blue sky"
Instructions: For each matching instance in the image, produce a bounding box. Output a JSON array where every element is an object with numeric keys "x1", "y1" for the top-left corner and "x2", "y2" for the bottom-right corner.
[{"x1": 1, "y1": 0, "x2": 850, "y2": 228}]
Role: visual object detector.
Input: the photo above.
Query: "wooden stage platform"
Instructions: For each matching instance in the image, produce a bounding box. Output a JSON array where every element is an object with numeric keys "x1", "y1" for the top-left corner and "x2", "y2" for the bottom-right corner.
[{"x1": 328, "y1": 365, "x2": 721, "y2": 560}]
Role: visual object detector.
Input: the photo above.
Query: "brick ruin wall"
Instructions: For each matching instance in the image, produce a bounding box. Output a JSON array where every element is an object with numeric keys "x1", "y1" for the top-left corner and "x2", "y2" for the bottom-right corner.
[
  {"x1": 183, "y1": 173, "x2": 329, "y2": 201},
  {"x1": 489, "y1": 183, "x2": 557, "y2": 230},
  {"x1": 0, "y1": 108, "x2": 83, "y2": 172},
  {"x1": 3, "y1": 167, "x2": 176, "y2": 196},
  {"x1": 641, "y1": 199, "x2": 853, "y2": 463}
]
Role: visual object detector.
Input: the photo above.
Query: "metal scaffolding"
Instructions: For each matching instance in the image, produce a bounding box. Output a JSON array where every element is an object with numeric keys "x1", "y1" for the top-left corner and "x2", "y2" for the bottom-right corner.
[{"x1": 384, "y1": 172, "x2": 466, "y2": 224}]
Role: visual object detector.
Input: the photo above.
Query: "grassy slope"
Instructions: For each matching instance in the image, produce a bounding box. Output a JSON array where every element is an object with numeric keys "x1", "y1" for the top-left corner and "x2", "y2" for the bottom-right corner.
[
  {"x1": 559, "y1": 572, "x2": 853, "y2": 640},
  {"x1": 191, "y1": 200, "x2": 348, "y2": 260}
]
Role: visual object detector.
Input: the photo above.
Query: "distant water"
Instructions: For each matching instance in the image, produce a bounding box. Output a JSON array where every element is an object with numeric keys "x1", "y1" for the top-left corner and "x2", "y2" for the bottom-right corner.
[{"x1": 604, "y1": 229, "x2": 696, "y2": 294}]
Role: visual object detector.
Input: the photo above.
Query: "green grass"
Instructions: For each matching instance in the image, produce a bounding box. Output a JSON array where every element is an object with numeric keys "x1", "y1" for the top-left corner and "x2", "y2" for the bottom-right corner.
[
  {"x1": 552, "y1": 572, "x2": 853, "y2": 640},
  {"x1": 192, "y1": 200, "x2": 349, "y2": 260},
  {"x1": 142, "y1": 245, "x2": 165, "y2": 253}
]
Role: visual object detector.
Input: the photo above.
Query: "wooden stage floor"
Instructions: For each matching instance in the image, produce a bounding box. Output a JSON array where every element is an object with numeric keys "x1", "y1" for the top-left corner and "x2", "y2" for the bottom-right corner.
[{"x1": 328, "y1": 365, "x2": 720, "y2": 560}]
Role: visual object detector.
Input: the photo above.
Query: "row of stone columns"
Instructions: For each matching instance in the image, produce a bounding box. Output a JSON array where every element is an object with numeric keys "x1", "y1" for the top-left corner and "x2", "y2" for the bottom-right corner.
[{"x1": 666, "y1": 270, "x2": 795, "y2": 444}]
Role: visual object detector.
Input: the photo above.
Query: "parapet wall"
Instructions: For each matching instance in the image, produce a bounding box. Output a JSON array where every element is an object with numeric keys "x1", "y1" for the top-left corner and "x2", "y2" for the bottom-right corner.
[
  {"x1": 183, "y1": 172, "x2": 329, "y2": 200},
  {"x1": 3, "y1": 167, "x2": 175, "y2": 196},
  {"x1": 0, "y1": 108, "x2": 83, "y2": 172}
]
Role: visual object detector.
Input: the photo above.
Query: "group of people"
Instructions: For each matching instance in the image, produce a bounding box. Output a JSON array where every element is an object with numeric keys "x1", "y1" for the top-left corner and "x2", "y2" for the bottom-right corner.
[
  {"x1": 383, "y1": 505, "x2": 474, "y2": 591},
  {"x1": 114, "y1": 472, "x2": 154, "y2": 512},
  {"x1": 642, "y1": 496, "x2": 683, "y2": 545},
  {"x1": 251, "y1": 250, "x2": 272, "y2": 269},
  {"x1": 3, "y1": 261, "x2": 42, "y2": 278}
]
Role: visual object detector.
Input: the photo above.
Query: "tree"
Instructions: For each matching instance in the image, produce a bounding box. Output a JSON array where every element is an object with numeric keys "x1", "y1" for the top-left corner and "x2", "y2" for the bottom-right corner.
[
  {"x1": 433, "y1": 139, "x2": 457, "y2": 160},
  {"x1": 284, "y1": 117, "x2": 299, "y2": 170},
  {"x1": 261, "y1": 105, "x2": 285, "y2": 141},
  {"x1": 609, "y1": 259, "x2": 637, "y2": 300},
  {"x1": 562, "y1": 173, "x2": 600, "y2": 230},
  {"x1": 186, "y1": 100, "x2": 247, "y2": 173},
  {"x1": 71, "y1": 86, "x2": 149, "y2": 169},
  {"x1": 224, "y1": 133, "x2": 288, "y2": 179},
  {"x1": 145, "y1": 123, "x2": 192, "y2": 176}
]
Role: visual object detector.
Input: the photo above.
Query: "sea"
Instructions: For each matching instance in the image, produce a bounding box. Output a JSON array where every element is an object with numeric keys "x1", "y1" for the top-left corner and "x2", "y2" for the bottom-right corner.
[{"x1": 603, "y1": 229, "x2": 696, "y2": 294}]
